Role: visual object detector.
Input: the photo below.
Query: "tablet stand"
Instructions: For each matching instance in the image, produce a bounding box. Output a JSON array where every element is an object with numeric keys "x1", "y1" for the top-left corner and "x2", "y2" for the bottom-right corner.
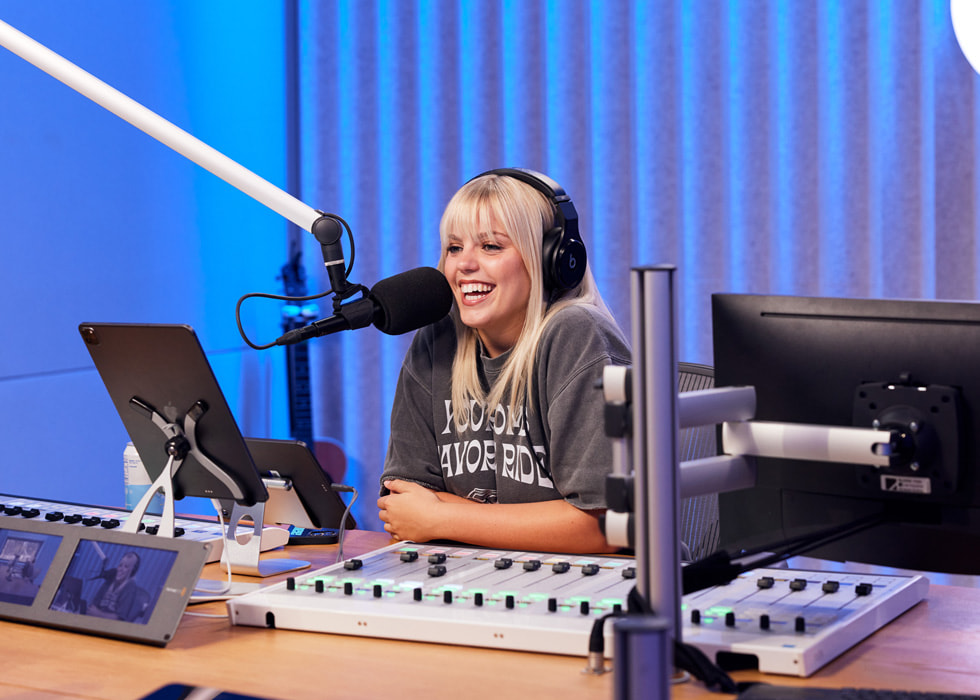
[{"x1": 122, "y1": 396, "x2": 308, "y2": 577}]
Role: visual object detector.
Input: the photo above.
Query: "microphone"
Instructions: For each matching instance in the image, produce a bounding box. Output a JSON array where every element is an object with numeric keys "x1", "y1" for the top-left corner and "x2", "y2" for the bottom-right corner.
[{"x1": 275, "y1": 267, "x2": 452, "y2": 346}]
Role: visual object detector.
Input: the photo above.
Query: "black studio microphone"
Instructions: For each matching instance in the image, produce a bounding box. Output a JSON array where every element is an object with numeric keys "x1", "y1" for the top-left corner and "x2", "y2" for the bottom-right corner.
[{"x1": 275, "y1": 267, "x2": 453, "y2": 346}]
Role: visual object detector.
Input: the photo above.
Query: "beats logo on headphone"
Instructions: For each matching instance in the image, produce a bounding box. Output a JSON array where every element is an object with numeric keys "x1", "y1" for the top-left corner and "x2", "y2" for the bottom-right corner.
[{"x1": 472, "y1": 167, "x2": 588, "y2": 294}]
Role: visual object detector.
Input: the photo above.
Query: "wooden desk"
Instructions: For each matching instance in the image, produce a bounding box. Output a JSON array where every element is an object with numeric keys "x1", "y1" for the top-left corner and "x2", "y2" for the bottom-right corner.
[{"x1": 1, "y1": 531, "x2": 979, "y2": 699}]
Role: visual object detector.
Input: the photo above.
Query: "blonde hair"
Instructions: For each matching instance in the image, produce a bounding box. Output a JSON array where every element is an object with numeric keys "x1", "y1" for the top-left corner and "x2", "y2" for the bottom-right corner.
[{"x1": 437, "y1": 172, "x2": 615, "y2": 431}]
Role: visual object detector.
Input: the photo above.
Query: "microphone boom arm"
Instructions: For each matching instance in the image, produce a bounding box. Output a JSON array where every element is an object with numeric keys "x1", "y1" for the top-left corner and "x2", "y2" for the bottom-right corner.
[{"x1": 0, "y1": 18, "x2": 320, "y2": 231}]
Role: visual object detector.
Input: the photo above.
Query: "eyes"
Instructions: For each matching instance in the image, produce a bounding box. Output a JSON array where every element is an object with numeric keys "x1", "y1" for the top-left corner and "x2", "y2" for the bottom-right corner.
[{"x1": 446, "y1": 240, "x2": 503, "y2": 255}]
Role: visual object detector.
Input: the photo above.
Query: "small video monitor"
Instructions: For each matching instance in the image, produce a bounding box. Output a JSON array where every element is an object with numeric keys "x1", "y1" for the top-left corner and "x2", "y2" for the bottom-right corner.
[
  {"x1": 50, "y1": 539, "x2": 179, "y2": 624},
  {"x1": 0, "y1": 518, "x2": 209, "y2": 645},
  {"x1": 0, "y1": 529, "x2": 62, "y2": 606}
]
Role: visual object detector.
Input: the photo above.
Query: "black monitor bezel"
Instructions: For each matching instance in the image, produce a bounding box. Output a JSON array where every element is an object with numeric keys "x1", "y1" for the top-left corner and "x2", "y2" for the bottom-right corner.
[{"x1": 713, "y1": 293, "x2": 980, "y2": 575}]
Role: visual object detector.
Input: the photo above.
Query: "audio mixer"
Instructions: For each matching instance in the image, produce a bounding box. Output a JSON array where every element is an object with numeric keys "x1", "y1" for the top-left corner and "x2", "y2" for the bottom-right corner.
[
  {"x1": 226, "y1": 541, "x2": 929, "y2": 676},
  {"x1": 0, "y1": 493, "x2": 289, "y2": 563}
]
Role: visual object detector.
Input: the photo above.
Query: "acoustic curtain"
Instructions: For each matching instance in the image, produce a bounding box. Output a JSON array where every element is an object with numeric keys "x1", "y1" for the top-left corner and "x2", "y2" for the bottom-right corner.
[{"x1": 295, "y1": 0, "x2": 980, "y2": 529}]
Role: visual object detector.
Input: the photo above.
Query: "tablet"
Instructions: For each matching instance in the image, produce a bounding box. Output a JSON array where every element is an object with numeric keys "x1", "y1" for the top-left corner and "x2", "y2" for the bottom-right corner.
[
  {"x1": 245, "y1": 438, "x2": 356, "y2": 531},
  {"x1": 78, "y1": 322, "x2": 268, "y2": 506}
]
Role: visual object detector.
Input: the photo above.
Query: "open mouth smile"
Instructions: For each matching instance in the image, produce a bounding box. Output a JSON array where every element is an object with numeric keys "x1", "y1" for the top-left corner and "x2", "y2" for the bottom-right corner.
[{"x1": 459, "y1": 282, "x2": 494, "y2": 303}]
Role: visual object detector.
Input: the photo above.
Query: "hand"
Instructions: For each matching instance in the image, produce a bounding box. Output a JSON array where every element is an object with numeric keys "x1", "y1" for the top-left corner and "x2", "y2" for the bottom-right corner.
[{"x1": 377, "y1": 479, "x2": 444, "y2": 542}]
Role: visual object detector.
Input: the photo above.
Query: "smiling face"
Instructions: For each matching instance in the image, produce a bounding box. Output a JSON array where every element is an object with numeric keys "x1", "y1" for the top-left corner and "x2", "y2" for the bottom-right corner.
[
  {"x1": 444, "y1": 217, "x2": 532, "y2": 357},
  {"x1": 115, "y1": 552, "x2": 139, "y2": 582},
  {"x1": 438, "y1": 173, "x2": 555, "y2": 358}
]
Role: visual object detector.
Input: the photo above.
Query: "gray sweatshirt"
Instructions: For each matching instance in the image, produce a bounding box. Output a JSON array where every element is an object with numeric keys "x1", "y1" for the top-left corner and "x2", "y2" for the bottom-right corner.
[{"x1": 381, "y1": 304, "x2": 630, "y2": 510}]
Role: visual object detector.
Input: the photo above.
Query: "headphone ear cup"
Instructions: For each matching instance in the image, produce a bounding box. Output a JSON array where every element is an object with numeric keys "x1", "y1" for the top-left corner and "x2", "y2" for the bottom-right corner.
[{"x1": 543, "y1": 226, "x2": 587, "y2": 293}]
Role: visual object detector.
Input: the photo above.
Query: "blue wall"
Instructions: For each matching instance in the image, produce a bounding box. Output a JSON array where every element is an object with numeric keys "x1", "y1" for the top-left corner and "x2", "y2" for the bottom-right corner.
[{"x1": 0, "y1": 3, "x2": 291, "y2": 513}]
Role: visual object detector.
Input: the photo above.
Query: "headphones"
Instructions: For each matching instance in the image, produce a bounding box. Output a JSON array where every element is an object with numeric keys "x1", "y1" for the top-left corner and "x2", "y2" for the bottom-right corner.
[{"x1": 469, "y1": 168, "x2": 587, "y2": 294}]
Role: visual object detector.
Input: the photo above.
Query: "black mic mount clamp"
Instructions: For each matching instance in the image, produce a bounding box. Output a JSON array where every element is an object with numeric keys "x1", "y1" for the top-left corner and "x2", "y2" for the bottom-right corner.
[
  {"x1": 312, "y1": 212, "x2": 362, "y2": 302},
  {"x1": 305, "y1": 211, "x2": 374, "y2": 341}
]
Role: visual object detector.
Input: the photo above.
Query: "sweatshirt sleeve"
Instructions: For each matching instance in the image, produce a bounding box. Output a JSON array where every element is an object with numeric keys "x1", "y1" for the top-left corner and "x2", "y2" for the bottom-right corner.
[{"x1": 534, "y1": 306, "x2": 631, "y2": 510}]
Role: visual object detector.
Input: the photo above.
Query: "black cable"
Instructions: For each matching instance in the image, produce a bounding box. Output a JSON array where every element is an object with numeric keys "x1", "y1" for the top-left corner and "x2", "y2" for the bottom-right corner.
[
  {"x1": 235, "y1": 287, "x2": 335, "y2": 350},
  {"x1": 625, "y1": 585, "x2": 740, "y2": 694},
  {"x1": 234, "y1": 212, "x2": 357, "y2": 350}
]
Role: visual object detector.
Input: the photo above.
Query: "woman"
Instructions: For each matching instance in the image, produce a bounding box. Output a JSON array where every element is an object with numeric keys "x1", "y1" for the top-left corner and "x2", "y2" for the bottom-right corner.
[
  {"x1": 377, "y1": 169, "x2": 630, "y2": 553},
  {"x1": 87, "y1": 551, "x2": 148, "y2": 622}
]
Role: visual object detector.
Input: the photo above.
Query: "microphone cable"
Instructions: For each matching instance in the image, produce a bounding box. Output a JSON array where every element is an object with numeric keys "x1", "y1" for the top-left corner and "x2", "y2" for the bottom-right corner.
[
  {"x1": 235, "y1": 286, "x2": 337, "y2": 350},
  {"x1": 234, "y1": 211, "x2": 357, "y2": 350}
]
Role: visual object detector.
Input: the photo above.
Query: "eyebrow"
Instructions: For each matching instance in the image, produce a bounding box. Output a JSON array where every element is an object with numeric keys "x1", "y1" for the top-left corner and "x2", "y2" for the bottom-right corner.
[{"x1": 448, "y1": 229, "x2": 511, "y2": 245}]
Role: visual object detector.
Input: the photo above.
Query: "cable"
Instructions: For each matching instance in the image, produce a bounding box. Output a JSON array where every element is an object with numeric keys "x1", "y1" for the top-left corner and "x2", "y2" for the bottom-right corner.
[
  {"x1": 235, "y1": 287, "x2": 334, "y2": 350},
  {"x1": 234, "y1": 211, "x2": 357, "y2": 350},
  {"x1": 330, "y1": 484, "x2": 358, "y2": 564},
  {"x1": 624, "y1": 585, "x2": 740, "y2": 694}
]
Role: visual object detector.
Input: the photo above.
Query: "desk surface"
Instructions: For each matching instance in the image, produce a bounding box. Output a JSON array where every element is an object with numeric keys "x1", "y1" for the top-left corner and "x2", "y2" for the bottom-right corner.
[{"x1": 2, "y1": 530, "x2": 979, "y2": 700}]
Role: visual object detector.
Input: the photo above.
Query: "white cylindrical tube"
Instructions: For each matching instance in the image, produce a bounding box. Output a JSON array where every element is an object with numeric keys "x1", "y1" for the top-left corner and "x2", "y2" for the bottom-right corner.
[
  {"x1": 722, "y1": 421, "x2": 892, "y2": 467},
  {"x1": 0, "y1": 19, "x2": 320, "y2": 231}
]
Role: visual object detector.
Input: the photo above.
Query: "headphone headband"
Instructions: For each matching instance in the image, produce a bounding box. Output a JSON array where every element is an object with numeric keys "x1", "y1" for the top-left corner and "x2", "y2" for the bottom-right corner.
[{"x1": 467, "y1": 168, "x2": 587, "y2": 294}]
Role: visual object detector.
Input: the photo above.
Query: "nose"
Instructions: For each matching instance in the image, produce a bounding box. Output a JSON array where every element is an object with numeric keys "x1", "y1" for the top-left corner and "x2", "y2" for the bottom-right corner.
[{"x1": 455, "y1": 242, "x2": 479, "y2": 271}]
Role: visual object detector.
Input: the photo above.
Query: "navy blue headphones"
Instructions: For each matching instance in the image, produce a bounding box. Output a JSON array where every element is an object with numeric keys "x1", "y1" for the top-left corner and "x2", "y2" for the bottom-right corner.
[{"x1": 470, "y1": 168, "x2": 587, "y2": 294}]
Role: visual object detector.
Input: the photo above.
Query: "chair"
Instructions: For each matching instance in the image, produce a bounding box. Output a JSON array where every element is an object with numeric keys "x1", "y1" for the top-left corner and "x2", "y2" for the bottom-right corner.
[{"x1": 677, "y1": 362, "x2": 720, "y2": 561}]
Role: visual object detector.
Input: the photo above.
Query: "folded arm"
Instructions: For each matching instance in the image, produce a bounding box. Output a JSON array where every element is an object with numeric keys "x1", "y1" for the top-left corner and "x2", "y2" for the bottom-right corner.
[{"x1": 377, "y1": 479, "x2": 617, "y2": 554}]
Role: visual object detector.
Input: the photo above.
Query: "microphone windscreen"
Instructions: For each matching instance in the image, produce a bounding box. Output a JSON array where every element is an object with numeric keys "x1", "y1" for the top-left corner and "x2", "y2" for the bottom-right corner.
[{"x1": 370, "y1": 267, "x2": 453, "y2": 335}]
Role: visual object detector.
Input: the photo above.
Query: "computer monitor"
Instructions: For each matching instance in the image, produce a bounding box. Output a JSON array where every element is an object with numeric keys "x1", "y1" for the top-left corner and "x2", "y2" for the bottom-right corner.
[{"x1": 712, "y1": 293, "x2": 980, "y2": 575}]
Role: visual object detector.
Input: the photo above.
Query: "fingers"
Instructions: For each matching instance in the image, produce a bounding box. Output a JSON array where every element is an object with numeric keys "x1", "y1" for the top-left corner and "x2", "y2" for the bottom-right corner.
[{"x1": 383, "y1": 479, "x2": 417, "y2": 494}]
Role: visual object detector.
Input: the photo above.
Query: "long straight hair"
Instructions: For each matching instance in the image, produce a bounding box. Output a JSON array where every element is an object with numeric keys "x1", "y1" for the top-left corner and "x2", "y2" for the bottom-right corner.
[{"x1": 438, "y1": 172, "x2": 616, "y2": 431}]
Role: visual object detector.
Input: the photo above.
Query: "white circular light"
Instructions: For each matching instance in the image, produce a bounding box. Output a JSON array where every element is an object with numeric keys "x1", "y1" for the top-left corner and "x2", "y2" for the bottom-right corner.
[{"x1": 952, "y1": 0, "x2": 980, "y2": 74}]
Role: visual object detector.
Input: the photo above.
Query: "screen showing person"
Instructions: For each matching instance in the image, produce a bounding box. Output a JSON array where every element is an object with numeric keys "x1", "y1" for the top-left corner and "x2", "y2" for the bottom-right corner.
[
  {"x1": 0, "y1": 529, "x2": 62, "y2": 606},
  {"x1": 50, "y1": 540, "x2": 178, "y2": 624}
]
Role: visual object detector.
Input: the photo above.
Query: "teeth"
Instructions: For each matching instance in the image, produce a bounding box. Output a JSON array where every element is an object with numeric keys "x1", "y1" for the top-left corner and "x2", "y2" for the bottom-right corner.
[{"x1": 460, "y1": 283, "x2": 493, "y2": 294}]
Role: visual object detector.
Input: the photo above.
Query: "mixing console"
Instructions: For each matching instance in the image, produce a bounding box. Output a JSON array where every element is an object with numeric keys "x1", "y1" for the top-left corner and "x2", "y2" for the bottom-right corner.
[
  {"x1": 682, "y1": 566, "x2": 928, "y2": 675},
  {"x1": 0, "y1": 493, "x2": 288, "y2": 563},
  {"x1": 227, "y1": 541, "x2": 929, "y2": 676}
]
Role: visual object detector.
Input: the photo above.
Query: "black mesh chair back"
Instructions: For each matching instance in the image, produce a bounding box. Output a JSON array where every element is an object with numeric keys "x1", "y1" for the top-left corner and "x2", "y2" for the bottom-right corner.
[{"x1": 678, "y1": 362, "x2": 720, "y2": 561}]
